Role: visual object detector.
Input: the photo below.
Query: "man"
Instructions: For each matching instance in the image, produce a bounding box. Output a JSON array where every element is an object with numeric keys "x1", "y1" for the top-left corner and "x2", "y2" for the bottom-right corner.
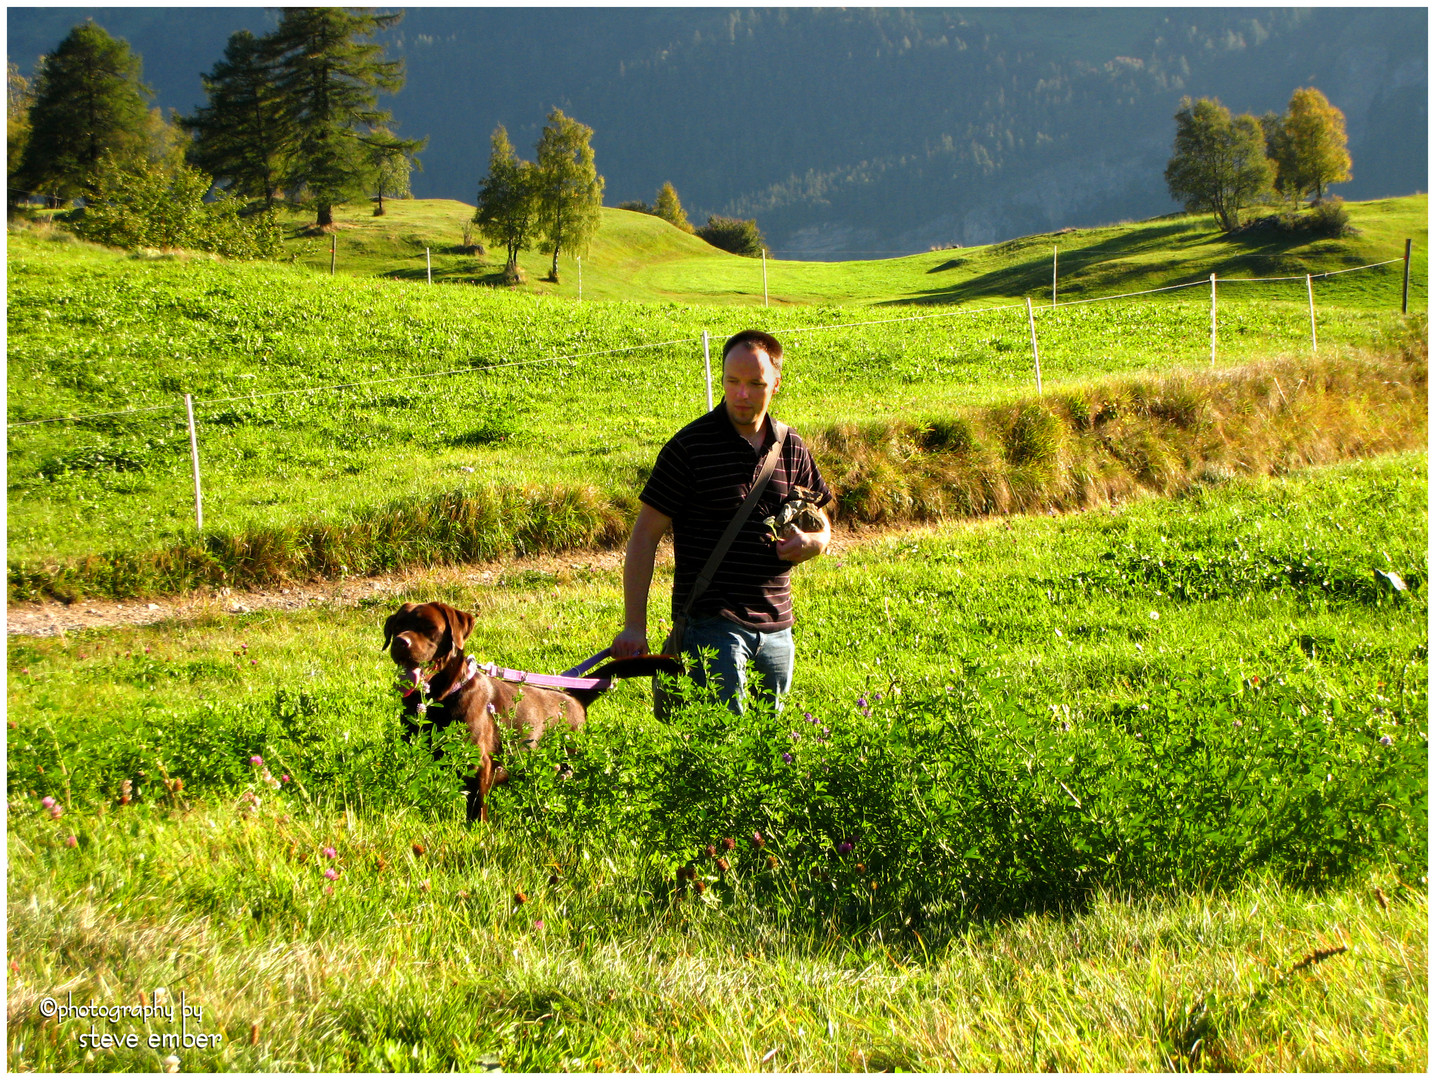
[{"x1": 610, "y1": 329, "x2": 832, "y2": 713}]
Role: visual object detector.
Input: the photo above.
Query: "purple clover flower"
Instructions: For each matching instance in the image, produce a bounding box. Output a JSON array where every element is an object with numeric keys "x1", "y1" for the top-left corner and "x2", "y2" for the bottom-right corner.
[
  {"x1": 856, "y1": 697, "x2": 868, "y2": 709},
  {"x1": 1379, "y1": 735, "x2": 1394, "y2": 746},
  {"x1": 837, "y1": 841, "x2": 854, "y2": 856},
  {"x1": 324, "y1": 868, "x2": 339, "y2": 881},
  {"x1": 41, "y1": 796, "x2": 55, "y2": 809},
  {"x1": 782, "y1": 753, "x2": 794, "y2": 764},
  {"x1": 323, "y1": 847, "x2": 337, "y2": 859},
  {"x1": 249, "y1": 755, "x2": 263, "y2": 767}
]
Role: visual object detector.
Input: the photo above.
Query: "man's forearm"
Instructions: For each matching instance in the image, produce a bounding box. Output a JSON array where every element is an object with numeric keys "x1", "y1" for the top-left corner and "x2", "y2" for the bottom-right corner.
[{"x1": 622, "y1": 528, "x2": 659, "y2": 633}]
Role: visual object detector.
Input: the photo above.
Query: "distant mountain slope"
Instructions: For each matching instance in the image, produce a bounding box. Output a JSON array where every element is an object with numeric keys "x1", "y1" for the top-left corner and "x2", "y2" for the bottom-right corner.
[{"x1": 7, "y1": 7, "x2": 1427, "y2": 258}]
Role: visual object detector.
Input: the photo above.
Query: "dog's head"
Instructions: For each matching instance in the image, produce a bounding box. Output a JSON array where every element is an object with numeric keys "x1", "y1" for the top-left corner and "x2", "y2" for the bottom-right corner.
[{"x1": 382, "y1": 602, "x2": 476, "y2": 685}]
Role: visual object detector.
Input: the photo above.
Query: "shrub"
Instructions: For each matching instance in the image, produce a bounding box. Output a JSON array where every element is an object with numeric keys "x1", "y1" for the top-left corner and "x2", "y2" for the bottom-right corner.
[
  {"x1": 73, "y1": 154, "x2": 282, "y2": 259},
  {"x1": 696, "y1": 214, "x2": 765, "y2": 257}
]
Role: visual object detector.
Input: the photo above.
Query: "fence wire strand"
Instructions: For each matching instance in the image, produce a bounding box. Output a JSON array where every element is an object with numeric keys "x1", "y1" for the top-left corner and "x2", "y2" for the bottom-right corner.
[{"x1": 7, "y1": 254, "x2": 1415, "y2": 430}]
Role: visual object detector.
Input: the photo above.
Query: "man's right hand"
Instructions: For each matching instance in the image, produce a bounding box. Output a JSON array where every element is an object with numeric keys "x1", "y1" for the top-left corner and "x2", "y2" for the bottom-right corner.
[{"x1": 610, "y1": 627, "x2": 649, "y2": 659}]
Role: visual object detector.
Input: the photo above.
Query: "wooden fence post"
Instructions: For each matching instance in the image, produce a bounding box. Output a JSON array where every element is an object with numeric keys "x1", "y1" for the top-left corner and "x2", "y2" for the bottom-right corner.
[
  {"x1": 1210, "y1": 272, "x2": 1217, "y2": 368},
  {"x1": 1402, "y1": 238, "x2": 1412, "y2": 314},
  {"x1": 185, "y1": 394, "x2": 203, "y2": 533},
  {"x1": 1306, "y1": 274, "x2": 1317, "y2": 355},
  {"x1": 702, "y1": 330, "x2": 713, "y2": 411},
  {"x1": 762, "y1": 248, "x2": 769, "y2": 307},
  {"x1": 426, "y1": 248, "x2": 432, "y2": 284},
  {"x1": 1026, "y1": 297, "x2": 1042, "y2": 394},
  {"x1": 1052, "y1": 245, "x2": 1058, "y2": 308},
  {"x1": 330, "y1": 233, "x2": 336, "y2": 276}
]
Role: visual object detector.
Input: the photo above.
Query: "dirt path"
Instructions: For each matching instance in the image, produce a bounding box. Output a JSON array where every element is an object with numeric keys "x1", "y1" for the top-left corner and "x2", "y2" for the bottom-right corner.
[{"x1": 5, "y1": 528, "x2": 889, "y2": 638}]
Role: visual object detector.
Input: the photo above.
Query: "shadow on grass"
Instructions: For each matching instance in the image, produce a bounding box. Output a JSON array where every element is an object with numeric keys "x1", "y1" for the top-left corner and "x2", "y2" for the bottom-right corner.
[{"x1": 888, "y1": 221, "x2": 1334, "y2": 307}]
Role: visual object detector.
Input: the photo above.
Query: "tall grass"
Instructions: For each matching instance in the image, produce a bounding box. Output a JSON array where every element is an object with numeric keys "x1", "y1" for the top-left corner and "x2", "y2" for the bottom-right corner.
[{"x1": 11, "y1": 335, "x2": 1425, "y2": 602}]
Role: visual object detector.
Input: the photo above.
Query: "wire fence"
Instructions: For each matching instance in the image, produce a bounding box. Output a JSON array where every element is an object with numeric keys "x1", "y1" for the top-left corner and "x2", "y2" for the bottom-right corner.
[
  {"x1": 6, "y1": 244, "x2": 1420, "y2": 541},
  {"x1": 6, "y1": 255, "x2": 1413, "y2": 431}
]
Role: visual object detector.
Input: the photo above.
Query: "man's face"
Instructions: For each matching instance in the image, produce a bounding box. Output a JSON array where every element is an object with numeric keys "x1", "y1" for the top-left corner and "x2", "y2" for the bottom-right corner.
[{"x1": 722, "y1": 345, "x2": 781, "y2": 434}]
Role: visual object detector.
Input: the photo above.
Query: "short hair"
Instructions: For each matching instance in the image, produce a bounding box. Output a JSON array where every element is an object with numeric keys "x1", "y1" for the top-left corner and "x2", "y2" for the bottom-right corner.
[{"x1": 722, "y1": 329, "x2": 783, "y2": 373}]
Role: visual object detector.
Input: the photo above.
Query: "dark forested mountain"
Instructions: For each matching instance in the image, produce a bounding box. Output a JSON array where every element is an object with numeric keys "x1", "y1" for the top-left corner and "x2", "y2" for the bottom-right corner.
[{"x1": 8, "y1": 7, "x2": 1427, "y2": 258}]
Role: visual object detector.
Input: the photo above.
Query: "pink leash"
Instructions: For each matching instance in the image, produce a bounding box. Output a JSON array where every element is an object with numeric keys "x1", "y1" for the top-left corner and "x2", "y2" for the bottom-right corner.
[{"x1": 478, "y1": 648, "x2": 615, "y2": 693}]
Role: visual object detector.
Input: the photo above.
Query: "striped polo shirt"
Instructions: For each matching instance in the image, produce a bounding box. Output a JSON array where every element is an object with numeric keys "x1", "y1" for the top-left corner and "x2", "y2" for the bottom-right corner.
[{"x1": 640, "y1": 405, "x2": 832, "y2": 632}]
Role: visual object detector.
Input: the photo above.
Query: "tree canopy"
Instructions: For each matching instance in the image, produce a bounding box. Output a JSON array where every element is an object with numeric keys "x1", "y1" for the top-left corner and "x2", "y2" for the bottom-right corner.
[
  {"x1": 1163, "y1": 96, "x2": 1274, "y2": 231},
  {"x1": 696, "y1": 214, "x2": 766, "y2": 257},
  {"x1": 654, "y1": 182, "x2": 694, "y2": 233},
  {"x1": 1279, "y1": 87, "x2": 1351, "y2": 204},
  {"x1": 533, "y1": 109, "x2": 604, "y2": 282},
  {"x1": 474, "y1": 124, "x2": 539, "y2": 276},
  {"x1": 14, "y1": 20, "x2": 151, "y2": 205}
]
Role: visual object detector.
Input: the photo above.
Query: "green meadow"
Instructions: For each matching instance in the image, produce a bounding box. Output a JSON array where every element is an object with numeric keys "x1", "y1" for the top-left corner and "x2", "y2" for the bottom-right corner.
[
  {"x1": 6, "y1": 194, "x2": 1429, "y2": 1070},
  {"x1": 4, "y1": 194, "x2": 1427, "y2": 593},
  {"x1": 6, "y1": 452, "x2": 1427, "y2": 1070}
]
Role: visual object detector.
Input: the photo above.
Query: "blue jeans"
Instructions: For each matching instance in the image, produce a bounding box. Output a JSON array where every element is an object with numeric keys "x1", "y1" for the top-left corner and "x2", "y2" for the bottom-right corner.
[{"x1": 682, "y1": 614, "x2": 794, "y2": 715}]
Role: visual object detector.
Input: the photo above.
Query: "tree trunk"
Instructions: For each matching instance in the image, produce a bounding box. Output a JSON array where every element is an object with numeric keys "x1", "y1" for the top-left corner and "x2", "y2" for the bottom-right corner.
[
  {"x1": 317, "y1": 203, "x2": 333, "y2": 228},
  {"x1": 375, "y1": 191, "x2": 385, "y2": 216},
  {"x1": 548, "y1": 244, "x2": 560, "y2": 283}
]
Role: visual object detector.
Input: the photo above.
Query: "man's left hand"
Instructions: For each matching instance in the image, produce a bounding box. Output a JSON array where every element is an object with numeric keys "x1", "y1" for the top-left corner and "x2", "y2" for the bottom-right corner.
[{"x1": 775, "y1": 513, "x2": 831, "y2": 564}]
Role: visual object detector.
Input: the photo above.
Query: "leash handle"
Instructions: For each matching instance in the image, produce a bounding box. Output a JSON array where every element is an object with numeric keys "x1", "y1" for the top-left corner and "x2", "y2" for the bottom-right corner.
[{"x1": 561, "y1": 647, "x2": 612, "y2": 678}]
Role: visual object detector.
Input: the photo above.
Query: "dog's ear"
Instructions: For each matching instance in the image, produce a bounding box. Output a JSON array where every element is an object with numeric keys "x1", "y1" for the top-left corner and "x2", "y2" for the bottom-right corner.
[
  {"x1": 434, "y1": 602, "x2": 476, "y2": 659},
  {"x1": 382, "y1": 603, "x2": 419, "y2": 651}
]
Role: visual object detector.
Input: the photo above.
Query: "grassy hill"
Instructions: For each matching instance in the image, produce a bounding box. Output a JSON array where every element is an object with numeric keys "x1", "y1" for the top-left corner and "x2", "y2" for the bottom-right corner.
[
  {"x1": 6, "y1": 194, "x2": 1427, "y2": 596},
  {"x1": 284, "y1": 194, "x2": 1427, "y2": 308}
]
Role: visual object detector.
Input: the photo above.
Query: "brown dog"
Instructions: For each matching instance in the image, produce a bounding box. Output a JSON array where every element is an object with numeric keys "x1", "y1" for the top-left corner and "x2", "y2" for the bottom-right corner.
[{"x1": 383, "y1": 601, "x2": 678, "y2": 823}]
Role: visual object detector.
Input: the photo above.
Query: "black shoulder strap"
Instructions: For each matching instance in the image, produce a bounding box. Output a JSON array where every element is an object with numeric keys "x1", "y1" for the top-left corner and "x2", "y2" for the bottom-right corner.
[{"x1": 680, "y1": 421, "x2": 788, "y2": 618}]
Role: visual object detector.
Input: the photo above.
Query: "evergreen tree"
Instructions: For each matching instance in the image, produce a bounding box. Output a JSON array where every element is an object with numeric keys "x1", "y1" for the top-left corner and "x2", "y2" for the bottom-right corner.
[
  {"x1": 264, "y1": 8, "x2": 420, "y2": 228},
  {"x1": 1280, "y1": 87, "x2": 1352, "y2": 204},
  {"x1": 184, "y1": 30, "x2": 287, "y2": 209},
  {"x1": 533, "y1": 109, "x2": 604, "y2": 283},
  {"x1": 654, "y1": 181, "x2": 694, "y2": 233},
  {"x1": 1163, "y1": 96, "x2": 1274, "y2": 231},
  {"x1": 474, "y1": 124, "x2": 538, "y2": 275},
  {"x1": 14, "y1": 21, "x2": 151, "y2": 206}
]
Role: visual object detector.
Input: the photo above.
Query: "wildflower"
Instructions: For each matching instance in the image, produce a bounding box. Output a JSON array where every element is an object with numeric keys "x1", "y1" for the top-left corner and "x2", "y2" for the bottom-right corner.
[
  {"x1": 693, "y1": 879, "x2": 706, "y2": 895},
  {"x1": 548, "y1": 873, "x2": 561, "y2": 886},
  {"x1": 1380, "y1": 735, "x2": 1394, "y2": 746},
  {"x1": 281, "y1": 775, "x2": 290, "y2": 784},
  {"x1": 250, "y1": 755, "x2": 263, "y2": 767},
  {"x1": 752, "y1": 831, "x2": 765, "y2": 848},
  {"x1": 705, "y1": 845, "x2": 717, "y2": 858},
  {"x1": 782, "y1": 753, "x2": 794, "y2": 764},
  {"x1": 837, "y1": 841, "x2": 853, "y2": 856},
  {"x1": 412, "y1": 842, "x2": 426, "y2": 857},
  {"x1": 514, "y1": 891, "x2": 528, "y2": 906},
  {"x1": 534, "y1": 919, "x2": 545, "y2": 931},
  {"x1": 1148, "y1": 611, "x2": 1159, "y2": 620},
  {"x1": 804, "y1": 712, "x2": 815, "y2": 724},
  {"x1": 324, "y1": 868, "x2": 339, "y2": 881},
  {"x1": 722, "y1": 837, "x2": 735, "y2": 851},
  {"x1": 323, "y1": 847, "x2": 337, "y2": 859},
  {"x1": 163, "y1": 1053, "x2": 180, "y2": 1073},
  {"x1": 766, "y1": 855, "x2": 778, "y2": 869},
  {"x1": 856, "y1": 696, "x2": 868, "y2": 709},
  {"x1": 41, "y1": 796, "x2": 55, "y2": 809},
  {"x1": 789, "y1": 730, "x2": 800, "y2": 741},
  {"x1": 66, "y1": 835, "x2": 78, "y2": 848},
  {"x1": 49, "y1": 805, "x2": 63, "y2": 821},
  {"x1": 716, "y1": 857, "x2": 730, "y2": 872}
]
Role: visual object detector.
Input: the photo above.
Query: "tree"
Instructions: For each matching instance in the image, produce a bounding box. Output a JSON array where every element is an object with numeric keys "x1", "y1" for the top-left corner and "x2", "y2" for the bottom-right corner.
[
  {"x1": 365, "y1": 124, "x2": 419, "y2": 215},
  {"x1": 1280, "y1": 87, "x2": 1352, "y2": 204},
  {"x1": 263, "y1": 8, "x2": 421, "y2": 228},
  {"x1": 14, "y1": 21, "x2": 151, "y2": 206},
  {"x1": 533, "y1": 109, "x2": 604, "y2": 282},
  {"x1": 654, "y1": 181, "x2": 694, "y2": 233},
  {"x1": 696, "y1": 214, "x2": 766, "y2": 257},
  {"x1": 184, "y1": 30, "x2": 287, "y2": 209},
  {"x1": 474, "y1": 124, "x2": 538, "y2": 276},
  {"x1": 8, "y1": 61, "x2": 34, "y2": 208},
  {"x1": 1163, "y1": 96, "x2": 1274, "y2": 232}
]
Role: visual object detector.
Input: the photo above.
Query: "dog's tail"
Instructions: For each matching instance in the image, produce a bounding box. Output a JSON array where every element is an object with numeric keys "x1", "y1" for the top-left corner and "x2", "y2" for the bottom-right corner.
[{"x1": 567, "y1": 654, "x2": 685, "y2": 707}]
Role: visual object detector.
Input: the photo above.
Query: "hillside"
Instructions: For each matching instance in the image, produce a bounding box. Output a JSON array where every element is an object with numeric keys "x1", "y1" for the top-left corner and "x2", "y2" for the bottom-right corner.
[
  {"x1": 7, "y1": 7, "x2": 1427, "y2": 258},
  {"x1": 284, "y1": 195, "x2": 1429, "y2": 309}
]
